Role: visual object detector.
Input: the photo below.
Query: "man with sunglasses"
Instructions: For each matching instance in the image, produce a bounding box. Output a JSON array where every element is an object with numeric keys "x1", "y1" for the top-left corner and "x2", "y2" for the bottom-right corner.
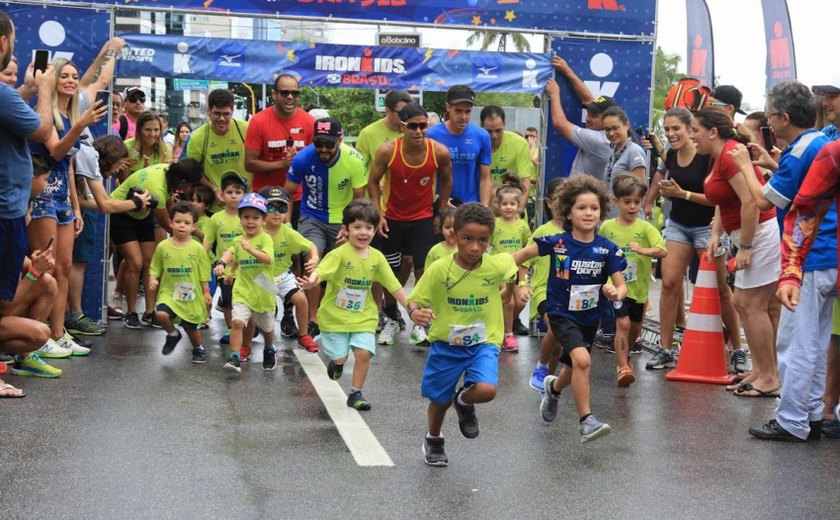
[
  {"x1": 710, "y1": 85, "x2": 747, "y2": 120},
  {"x1": 115, "y1": 86, "x2": 145, "y2": 140},
  {"x1": 285, "y1": 117, "x2": 368, "y2": 338},
  {"x1": 356, "y1": 89, "x2": 413, "y2": 168},
  {"x1": 367, "y1": 102, "x2": 452, "y2": 345},
  {"x1": 245, "y1": 73, "x2": 315, "y2": 223}
]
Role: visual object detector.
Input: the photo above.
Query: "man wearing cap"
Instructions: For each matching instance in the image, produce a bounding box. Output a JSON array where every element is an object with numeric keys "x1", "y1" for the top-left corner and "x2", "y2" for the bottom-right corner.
[
  {"x1": 245, "y1": 74, "x2": 315, "y2": 225},
  {"x1": 545, "y1": 56, "x2": 614, "y2": 181},
  {"x1": 710, "y1": 85, "x2": 747, "y2": 120},
  {"x1": 813, "y1": 80, "x2": 840, "y2": 141},
  {"x1": 285, "y1": 117, "x2": 368, "y2": 337},
  {"x1": 367, "y1": 102, "x2": 452, "y2": 345},
  {"x1": 115, "y1": 86, "x2": 145, "y2": 140},
  {"x1": 427, "y1": 85, "x2": 492, "y2": 205}
]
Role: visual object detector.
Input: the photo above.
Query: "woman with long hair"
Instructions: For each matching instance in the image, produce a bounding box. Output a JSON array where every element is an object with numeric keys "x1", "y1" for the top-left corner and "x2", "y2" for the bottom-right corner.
[
  {"x1": 601, "y1": 106, "x2": 648, "y2": 186},
  {"x1": 171, "y1": 122, "x2": 191, "y2": 161},
  {"x1": 124, "y1": 111, "x2": 171, "y2": 175}
]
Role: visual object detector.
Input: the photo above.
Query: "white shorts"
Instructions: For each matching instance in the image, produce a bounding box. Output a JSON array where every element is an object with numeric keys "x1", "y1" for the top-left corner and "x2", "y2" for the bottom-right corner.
[
  {"x1": 274, "y1": 270, "x2": 300, "y2": 300},
  {"x1": 231, "y1": 302, "x2": 275, "y2": 333},
  {"x1": 730, "y1": 219, "x2": 781, "y2": 290}
]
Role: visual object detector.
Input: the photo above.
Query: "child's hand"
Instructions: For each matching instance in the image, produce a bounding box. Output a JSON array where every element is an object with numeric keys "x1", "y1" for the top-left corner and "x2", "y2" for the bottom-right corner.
[
  {"x1": 410, "y1": 307, "x2": 435, "y2": 327},
  {"x1": 516, "y1": 286, "x2": 531, "y2": 305},
  {"x1": 628, "y1": 242, "x2": 642, "y2": 254},
  {"x1": 148, "y1": 278, "x2": 159, "y2": 292},
  {"x1": 297, "y1": 275, "x2": 314, "y2": 290},
  {"x1": 240, "y1": 238, "x2": 254, "y2": 254},
  {"x1": 204, "y1": 292, "x2": 213, "y2": 306},
  {"x1": 603, "y1": 284, "x2": 621, "y2": 302},
  {"x1": 304, "y1": 255, "x2": 320, "y2": 273},
  {"x1": 213, "y1": 264, "x2": 225, "y2": 277}
]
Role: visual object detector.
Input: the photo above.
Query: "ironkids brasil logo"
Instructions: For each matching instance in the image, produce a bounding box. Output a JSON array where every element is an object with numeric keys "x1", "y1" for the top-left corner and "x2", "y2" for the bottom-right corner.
[{"x1": 315, "y1": 48, "x2": 405, "y2": 87}]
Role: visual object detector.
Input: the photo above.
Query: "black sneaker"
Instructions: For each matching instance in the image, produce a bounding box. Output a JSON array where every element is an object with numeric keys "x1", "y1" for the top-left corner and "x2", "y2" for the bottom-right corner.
[
  {"x1": 280, "y1": 313, "x2": 299, "y2": 338},
  {"x1": 71, "y1": 334, "x2": 93, "y2": 349},
  {"x1": 263, "y1": 348, "x2": 277, "y2": 370},
  {"x1": 513, "y1": 318, "x2": 530, "y2": 336},
  {"x1": 422, "y1": 436, "x2": 448, "y2": 467},
  {"x1": 141, "y1": 312, "x2": 156, "y2": 328},
  {"x1": 308, "y1": 321, "x2": 321, "y2": 338},
  {"x1": 161, "y1": 331, "x2": 182, "y2": 355},
  {"x1": 731, "y1": 349, "x2": 749, "y2": 374},
  {"x1": 453, "y1": 387, "x2": 479, "y2": 439},
  {"x1": 748, "y1": 419, "x2": 805, "y2": 442},
  {"x1": 347, "y1": 390, "x2": 371, "y2": 411},
  {"x1": 124, "y1": 313, "x2": 142, "y2": 330},
  {"x1": 327, "y1": 360, "x2": 343, "y2": 381},
  {"x1": 808, "y1": 421, "x2": 822, "y2": 441},
  {"x1": 645, "y1": 349, "x2": 676, "y2": 370},
  {"x1": 223, "y1": 355, "x2": 241, "y2": 373},
  {"x1": 630, "y1": 338, "x2": 644, "y2": 355},
  {"x1": 191, "y1": 348, "x2": 206, "y2": 364}
]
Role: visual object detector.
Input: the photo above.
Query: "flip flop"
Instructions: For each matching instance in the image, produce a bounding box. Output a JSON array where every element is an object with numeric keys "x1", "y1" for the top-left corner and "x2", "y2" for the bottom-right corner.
[
  {"x1": 0, "y1": 383, "x2": 26, "y2": 398},
  {"x1": 734, "y1": 383, "x2": 780, "y2": 398},
  {"x1": 726, "y1": 376, "x2": 747, "y2": 391}
]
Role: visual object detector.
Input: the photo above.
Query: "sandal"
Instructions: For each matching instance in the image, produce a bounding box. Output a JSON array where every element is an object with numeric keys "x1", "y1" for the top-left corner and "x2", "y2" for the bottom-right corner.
[
  {"x1": 734, "y1": 383, "x2": 780, "y2": 398},
  {"x1": 726, "y1": 376, "x2": 746, "y2": 391},
  {"x1": 0, "y1": 383, "x2": 26, "y2": 398}
]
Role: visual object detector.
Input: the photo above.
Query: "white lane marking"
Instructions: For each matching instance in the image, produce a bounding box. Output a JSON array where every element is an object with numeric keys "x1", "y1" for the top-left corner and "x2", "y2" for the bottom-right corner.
[{"x1": 293, "y1": 351, "x2": 394, "y2": 467}]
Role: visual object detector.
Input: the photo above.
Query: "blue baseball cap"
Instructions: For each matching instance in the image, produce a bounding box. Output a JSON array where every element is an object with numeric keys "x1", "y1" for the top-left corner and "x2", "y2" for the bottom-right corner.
[{"x1": 237, "y1": 193, "x2": 268, "y2": 214}]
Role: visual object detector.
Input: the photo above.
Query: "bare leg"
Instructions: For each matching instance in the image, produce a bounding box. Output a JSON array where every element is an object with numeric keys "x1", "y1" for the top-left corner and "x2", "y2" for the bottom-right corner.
[
  {"x1": 460, "y1": 382, "x2": 496, "y2": 404},
  {"x1": 229, "y1": 319, "x2": 245, "y2": 355},
  {"x1": 659, "y1": 241, "x2": 694, "y2": 350},
  {"x1": 0, "y1": 317, "x2": 51, "y2": 354},
  {"x1": 614, "y1": 316, "x2": 631, "y2": 368},
  {"x1": 68, "y1": 262, "x2": 86, "y2": 315},
  {"x1": 501, "y1": 283, "x2": 514, "y2": 334},
  {"x1": 290, "y1": 291, "x2": 309, "y2": 333},
  {"x1": 140, "y1": 241, "x2": 157, "y2": 316},
  {"x1": 822, "y1": 335, "x2": 840, "y2": 421},
  {"x1": 428, "y1": 401, "x2": 452, "y2": 437},
  {"x1": 712, "y1": 252, "x2": 742, "y2": 351},
  {"x1": 117, "y1": 241, "x2": 144, "y2": 314},
  {"x1": 734, "y1": 283, "x2": 779, "y2": 393},
  {"x1": 351, "y1": 348, "x2": 370, "y2": 389}
]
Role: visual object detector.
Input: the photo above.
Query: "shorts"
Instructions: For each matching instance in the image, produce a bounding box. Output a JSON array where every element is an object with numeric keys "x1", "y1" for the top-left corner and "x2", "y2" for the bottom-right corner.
[
  {"x1": 421, "y1": 341, "x2": 499, "y2": 404},
  {"x1": 110, "y1": 212, "x2": 155, "y2": 245},
  {"x1": 217, "y1": 279, "x2": 234, "y2": 309},
  {"x1": 730, "y1": 219, "x2": 781, "y2": 290},
  {"x1": 320, "y1": 331, "x2": 376, "y2": 361},
  {"x1": 662, "y1": 220, "x2": 712, "y2": 250},
  {"x1": 298, "y1": 216, "x2": 342, "y2": 255},
  {"x1": 274, "y1": 270, "x2": 301, "y2": 301},
  {"x1": 537, "y1": 300, "x2": 547, "y2": 318},
  {"x1": 0, "y1": 217, "x2": 28, "y2": 302},
  {"x1": 73, "y1": 211, "x2": 98, "y2": 263},
  {"x1": 612, "y1": 297, "x2": 645, "y2": 323},
  {"x1": 155, "y1": 303, "x2": 199, "y2": 330},
  {"x1": 379, "y1": 217, "x2": 435, "y2": 270},
  {"x1": 548, "y1": 315, "x2": 598, "y2": 367},
  {"x1": 231, "y1": 302, "x2": 275, "y2": 333},
  {"x1": 30, "y1": 193, "x2": 74, "y2": 225}
]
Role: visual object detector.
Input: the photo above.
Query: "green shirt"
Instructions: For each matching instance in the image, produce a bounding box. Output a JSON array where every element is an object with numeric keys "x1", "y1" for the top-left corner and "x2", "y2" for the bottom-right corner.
[
  {"x1": 490, "y1": 131, "x2": 536, "y2": 186},
  {"x1": 124, "y1": 138, "x2": 171, "y2": 175},
  {"x1": 598, "y1": 218, "x2": 666, "y2": 303},
  {"x1": 228, "y1": 232, "x2": 276, "y2": 312},
  {"x1": 203, "y1": 210, "x2": 244, "y2": 261},
  {"x1": 409, "y1": 253, "x2": 517, "y2": 347},
  {"x1": 355, "y1": 118, "x2": 401, "y2": 169},
  {"x1": 149, "y1": 239, "x2": 211, "y2": 325},
  {"x1": 315, "y1": 243, "x2": 401, "y2": 333},
  {"x1": 266, "y1": 224, "x2": 313, "y2": 275},
  {"x1": 195, "y1": 214, "x2": 216, "y2": 262},
  {"x1": 525, "y1": 220, "x2": 564, "y2": 319},
  {"x1": 111, "y1": 163, "x2": 169, "y2": 220},
  {"x1": 185, "y1": 120, "x2": 250, "y2": 213},
  {"x1": 491, "y1": 217, "x2": 531, "y2": 255},
  {"x1": 424, "y1": 241, "x2": 456, "y2": 271}
]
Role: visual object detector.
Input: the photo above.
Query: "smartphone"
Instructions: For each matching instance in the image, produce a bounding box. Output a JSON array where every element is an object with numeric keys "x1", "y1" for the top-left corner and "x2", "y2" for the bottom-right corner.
[
  {"x1": 95, "y1": 90, "x2": 110, "y2": 108},
  {"x1": 33, "y1": 49, "x2": 50, "y2": 77},
  {"x1": 760, "y1": 126, "x2": 776, "y2": 153},
  {"x1": 659, "y1": 179, "x2": 673, "y2": 186},
  {"x1": 45, "y1": 235, "x2": 55, "y2": 250}
]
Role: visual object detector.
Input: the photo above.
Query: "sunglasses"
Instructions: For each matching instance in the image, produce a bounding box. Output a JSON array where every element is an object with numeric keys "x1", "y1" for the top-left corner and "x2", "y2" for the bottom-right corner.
[
  {"x1": 128, "y1": 97, "x2": 146, "y2": 103},
  {"x1": 267, "y1": 203, "x2": 288, "y2": 214},
  {"x1": 314, "y1": 140, "x2": 337, "y2": 150},
  {"x1": 401, "y1": 121, "x2": 429, "y2": 131},
  {"x1": 275, "y1": 89, "x2": 301, "y2": 98}
]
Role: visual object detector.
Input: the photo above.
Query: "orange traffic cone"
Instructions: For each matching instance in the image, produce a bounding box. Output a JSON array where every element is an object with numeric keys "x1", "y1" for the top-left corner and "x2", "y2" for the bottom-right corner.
[{"x1": 666, "y1": 253, "x2": 735, "y2": 385}]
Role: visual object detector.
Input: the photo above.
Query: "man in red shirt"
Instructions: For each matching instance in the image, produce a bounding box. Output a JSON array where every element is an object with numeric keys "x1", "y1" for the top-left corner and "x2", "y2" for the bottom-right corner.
[{"x1": 244, "y1": 74, "x2": 314, "y2": 226}]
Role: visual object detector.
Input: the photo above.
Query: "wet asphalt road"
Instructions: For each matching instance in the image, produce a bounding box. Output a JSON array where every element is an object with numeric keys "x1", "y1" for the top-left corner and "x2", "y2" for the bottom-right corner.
[{"x1": 1, "y1": 313, "x2": 838, "y2": 519}]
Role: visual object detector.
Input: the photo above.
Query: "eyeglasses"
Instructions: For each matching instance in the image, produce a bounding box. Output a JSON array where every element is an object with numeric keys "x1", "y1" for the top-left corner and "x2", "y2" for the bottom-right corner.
[
  {"x1": 401, "y1": 121, "x2": 429, "y2": 131},
  {"x1": 525, "y1": 134, "x2": 537, "y2": 139},
  {"x1": 267, "y1": 203, "x2": 288, "y2": 214},
  {"x1": 604, "y1": 126, "x2": 624, "y2": 134},
  {"x1": 275, "y1": 89, "x2": 300, "y2": 98},
  {"x1": 314, "y1": 140, "x2": 337, "y2": 150}
]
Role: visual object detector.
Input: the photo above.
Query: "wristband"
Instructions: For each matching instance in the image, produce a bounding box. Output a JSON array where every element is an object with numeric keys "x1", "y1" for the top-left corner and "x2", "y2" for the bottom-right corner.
[
  {"x1": 203, "y1": 286, "x2": 211, "y2": 293},
  {"x1": 518, "y1": 280, "x2": 529, "y2": 287},
  {"x1": 25, "y1": 270, "x2": 39, "y2": 282},
  {"x1": 740, "y1": 243, "x2": 753, "y2": 250},
  {"x1": 684, "y1": 191, "x2": 692, "y2": 201},
  {"x1": 28, "y1": 266, "x2": 41, "y2": 278},
  {"x1": 408, "y1": 308, "x2": 417, "y2": 318}
]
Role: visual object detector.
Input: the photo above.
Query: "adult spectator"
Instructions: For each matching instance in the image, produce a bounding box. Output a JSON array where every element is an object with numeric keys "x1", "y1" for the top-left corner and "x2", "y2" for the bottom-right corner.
[
  {"x1": 160, "y1": 114, "x2": 174, "y2": 146},
  {"x1": 125, "y1": 111, "x2": 171, "y2": 175},
  {"x1": 0, "y1": 54, "x2": 16, "y2": 85},
  {"x1": 813, "y1": 81, "x2": 839, "y2": 140},
  {"x1": 545, "y1": 56, "x2": 614, "y2": 180},
  {"x1": 110, "y1": 92, "x2": 123, "y2": 126},
  {"x1": 480, "y1": 105, "x2": 536, "y2": 205},
  {"x1": 285, "y1": 118, "x2": 367, "y2": 337},
  {"x1": 115, "y1": 86, "x2": 145, "y2": 140},
  {"x1": 642, "y1": 107, "x2": 742, "y2": 370},
  {"x1": 601, "y1": 106, "x2": 647, "y2": 185},
  {"x1": 710, "y1": 85, "x2": 747, "y2": 120},
  {"x1": 356, "y1": 89, "x2": 413, "y2": 167},
  {"x1": 694, "y1": 107, "x2": 780, "y2": 398},
  {"x1": 187, "y1": 89, "x2": 250, "y2": 212},
  {"x1": 367, "y1": 103, "x2": 452, "y2": 345},
  {"x1": 526, "y1": 126, "x2": 540, "y2": 166},
  {"x1": 171, "y1": 122, "x2": 191, "y2": 161},
  {"x1": 110, "y1": 158, "x2": 204, "y2": 329},
  {"x1": 245, "y1": 73, "x2": 315, "y2": 223},
  {"x1": 427, "y1": 85, "x2": 491, "y2": 205}
]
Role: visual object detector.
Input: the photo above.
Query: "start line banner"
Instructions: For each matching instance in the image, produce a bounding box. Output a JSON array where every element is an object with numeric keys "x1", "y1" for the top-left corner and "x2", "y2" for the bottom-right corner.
[{"x1": 117, "y1": 34, "x2": 552, "y2": 93}]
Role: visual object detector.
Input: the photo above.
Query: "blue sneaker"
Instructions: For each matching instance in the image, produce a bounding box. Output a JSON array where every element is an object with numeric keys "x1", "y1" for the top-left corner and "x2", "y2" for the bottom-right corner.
[
  {"x1": 529, "y1": 365, "x2": 549, "y2": 392},
  {"x1": 219, "y1": 328, "x2": 231, "y2": 345},
  {"x1": 824, "y1": 418, "x2": 840, "y2": 439}
]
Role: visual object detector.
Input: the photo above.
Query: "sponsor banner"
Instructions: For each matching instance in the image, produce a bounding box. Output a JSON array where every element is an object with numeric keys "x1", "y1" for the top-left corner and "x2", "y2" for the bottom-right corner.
[
  {"x1": 543, "y1": 37, "x2": 654, "y2": 184},
  {"x1": 116, "y1": 34, "x2": 553, "y2": 93},
  {"x1": 685, "y1": 0, "x2": 715, "y2": 87},
  {"x1": 760, "y1": 0, "x2": 797, "y2": 90},
  {"x1": 63, "y1": 0, "x2": 655, "y2": 36}
]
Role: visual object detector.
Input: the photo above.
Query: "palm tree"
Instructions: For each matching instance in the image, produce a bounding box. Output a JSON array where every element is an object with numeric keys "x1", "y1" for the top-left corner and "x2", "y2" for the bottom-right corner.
[{"x1": 466, "y1": 30, "x2": 531, "y2": 53}]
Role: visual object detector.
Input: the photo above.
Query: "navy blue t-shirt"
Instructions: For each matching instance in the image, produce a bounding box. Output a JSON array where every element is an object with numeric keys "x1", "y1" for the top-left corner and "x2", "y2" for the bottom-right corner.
[
  {"x1": 0, "y1": 84, "x2": 41, "y2": 219},
  {"x1": 427, "y1": 122, "x2": 491, "y2": 203},
  {"x1": 536, "y1": 232, "x2": 627, "y2": 326}
]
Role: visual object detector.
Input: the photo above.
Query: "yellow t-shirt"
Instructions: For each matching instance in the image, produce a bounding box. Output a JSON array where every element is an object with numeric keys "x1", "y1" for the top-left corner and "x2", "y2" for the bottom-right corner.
[
  {"x1": 111, "y1": 163, "x2": 169, "y2": 220},
  {"x1": 195, "y1": 214, "x2": 216, "y2": 262},
  {"x1": 490, "y1": 131, "x2": 536, "y2": 186},
  {"x1": 491, "y1": 217, "x2": 531, "y2": 255},
  {"x1": 203, "y1": 210, "x2": 244, "y2": 261},
  {"x1": 315, "y1": 243, "x2": 401, "y2": 333},
  {"x1": 409, "y1": 253, "x2": 517, "y2": 347},
  {"x1": 149, "y1": 239, "x2": 211, "y2": 325},
  {"x1": 598, "y1": 218, "x2": 666, "y2": 304},
  {"x1": 185, "y1": 120, "x2": 250, "y2": 213},
  {"x1": 525, "y1": 220, "x2": 564, "y2": 319},
  {"x1": 228, "y1": 232, "x2": 275, "y2": 312},
  {"x1": 266, "y1": 224, "x2": 313, "y2": 275},
  {"x1": 424, "y1": 241, "x2": 456, "y2": 271}
]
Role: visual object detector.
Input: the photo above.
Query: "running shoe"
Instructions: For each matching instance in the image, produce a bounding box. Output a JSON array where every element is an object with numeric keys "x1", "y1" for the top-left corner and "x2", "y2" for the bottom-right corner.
[
  {"x1": 378, "y1": 318, "x2": 399, "y2": 346},
  {"x1": 410, "y1": 325, "x2": 428, "y2": 346},
  {"x1": 66, "y1": 314, "x2": 106, "y2": 336},
  {"x1": 108, "y1": 293, "x2": 125, "y2": 320},
  {"x1": 645, "y1": 349, "x2": 676, "y2": 370},
  {"x1": 307, "y1": 321, "x2": 321, "y2": 339},
  {"x1": 124, "y1": 313, "x2": 143, "y2": 330},
  {"x1": 70, "y1": 333, "x2": 93, "y2": 350},
  {"x1": 37, "y1": 338, "x2": 72, "y2": 359},
  {"x1": 580, "y1": 415, "x2": 612, "y2": 443},
  {"x1": 376, "y1": 310, "x2": 385, "y2": 334},
  {"x1": 529, "y1": 365, "x2": 549, "y2": 392},
  {"x1": 142, "y1": 312, "x2": 161, "y2": 329},
  {"x1": 298, "y1": 334, "x2": 320, "y2": 353},
  {"x1": 630, "y1": 338, "x2": 644, "y2": 355},
  {"x1": 191, "y1": 348, "x2": 207, "y2": 364},
  {"x1": 0, "y1": 352, "x2": 14, "y2": 365},
  {"x1": 453, "y1": 387, "x2": 479, "y2": 438},
  {"x1": 617, "y1": 366, "x2": 635, "y2": 387},
  {"x1": 347, "y1": 390, "x2": 371, "y2": 411},
  {"x1": 513, "y1": 318, "x2": 530, "y2": 336},
  {"x1": 107, "y1": 306, "x2": 124, "y2": 320},
  {"x1": 161, "y1": 331, "x2": 182, "y2": 356},
  {"x1": 241, "y1": 345, "x2": 251, "y2": 361},
  {"x1": 820, "y1": 418, "x2": 840, "y2": 438},
  {"x1": 731, "y1": 349, "x2": 749, "y2": 374},
  {"x1": 263, "y1": 348, "x2": 277, "y2": 371},
  {"x1": 223, "y1": 355, "x2": 241, "y2": 373},
  {"x1": 422, "y1": 436, "x2": 448, "y2": 467},
  {"x1": 11, "y1": 353, "x2": 62, "y2": 378},
  {"x1": 280, "y1": 312, "x2": 299, "y2": 338},
  {"x1": 540, "y1": 375, "x2": 560, "y2": 422},
  {"x1": 58, "y1": 332, "x2": 91, "y2": 356},
  {"x1": 502, "y1": 334, "x2": 519, "y2": 353},
  {"x1": 327, "y1": 360, "x2": 343, "y2": 381},
  {"x1": 219, "y1": 328, "x2": 231, "y2": 345}
]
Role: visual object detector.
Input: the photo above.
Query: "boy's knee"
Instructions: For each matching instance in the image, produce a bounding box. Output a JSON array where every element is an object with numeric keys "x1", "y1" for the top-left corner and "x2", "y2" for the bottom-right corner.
[{"x1": 231, "y1": 320, "x2": 245, "y2": 330}]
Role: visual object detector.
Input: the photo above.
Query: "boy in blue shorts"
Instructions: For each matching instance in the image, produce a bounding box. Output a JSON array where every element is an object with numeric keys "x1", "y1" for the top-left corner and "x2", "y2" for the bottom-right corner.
[{"x1": 407, "y1": 203, "x2": 516, "y2": 467}]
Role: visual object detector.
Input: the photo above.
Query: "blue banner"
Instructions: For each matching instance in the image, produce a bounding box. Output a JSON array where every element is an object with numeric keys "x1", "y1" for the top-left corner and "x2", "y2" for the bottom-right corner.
[
  {"x1": 117, "y1": 34, "x2": 553, "y2": 93},
  {"x1": 60, "y1": 0, "x2": 655, "y2": 36},
  {"x1": 543, "y1": 37, "x2": 654, "y2": 184},
  {"x1": 685, "y1": 0, "x2": 714, "y2": 87},
  {"x1": 761, "y1": 0, "x2": 797, "y2": 90}
]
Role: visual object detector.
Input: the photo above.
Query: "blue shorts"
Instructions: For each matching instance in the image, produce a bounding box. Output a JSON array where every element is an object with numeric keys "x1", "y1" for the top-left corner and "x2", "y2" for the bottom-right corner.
[
  {"x1": 421, "y1": 341, "x2": 499, "y2": 404},
  {"x1": 155, "y1": 303, "x2": 199, "y2": 330},
  {"x1": 0, "y1": 217, "x2": 28, "y2": 302},
  {"x1": 31, "y1": 193, "x2": 74, "y2": 225},
  {"x1": 320, "y1": 331, "x2": 376, "y2": 360},
  {"x1": 72, "y1": 211, "x2": 98, "y2": 263},
  {"x1": 662, "y1": 220, "x2": 711, "y2": 250}
]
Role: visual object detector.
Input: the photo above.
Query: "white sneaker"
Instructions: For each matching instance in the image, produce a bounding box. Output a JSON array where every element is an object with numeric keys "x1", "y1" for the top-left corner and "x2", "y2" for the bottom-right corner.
[
  {"x1": 410, "y1": 325, "x2": 428, "y2": 345},
  {"x1": 58, "y1": 332, "x2": 91, "y2": 356},
  {"x1": 37, "y1": 338, "x2": 73, "y2": 359},
  {"x1": 378, "y1": 318, "x2": 400, "y2": 345}
]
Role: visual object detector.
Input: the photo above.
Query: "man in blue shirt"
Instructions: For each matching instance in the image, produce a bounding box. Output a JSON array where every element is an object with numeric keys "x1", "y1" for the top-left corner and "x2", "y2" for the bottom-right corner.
[{"x1": 427, "y1": 85, "x2": 491, "y2": 205}]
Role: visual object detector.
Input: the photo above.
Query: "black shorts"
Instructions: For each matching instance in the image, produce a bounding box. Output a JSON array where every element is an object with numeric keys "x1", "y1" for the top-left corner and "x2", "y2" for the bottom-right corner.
[
  {"x1": 217, "y1": 279, "x2": 234, "y2": 309},
  {"x1": 537, "y1": 300, "x2": 547, "y2": 319},
  {"x1": 379, "y1": 217, "x2": 435, "y2": 271},
  {"x1": 613, "y1": 297, "x2": 645, "y2": 323},
  {"x1": 548, "y1": 315, "x2": 598, "y2": 367},
  {"x1": 155, "y1": 303, "x2": 199, "y2": 330},
  {"x1": 110, "y1": 212, "x2": 155, "y2": 245}
]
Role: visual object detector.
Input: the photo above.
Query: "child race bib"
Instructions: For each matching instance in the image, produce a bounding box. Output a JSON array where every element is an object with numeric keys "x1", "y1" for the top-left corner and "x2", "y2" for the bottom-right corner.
[
  {"x1": 569, "y1": 284, "x2": 600, "y2": 311},
  {"x1": 448, "y1": 321, "x2": 488, "y2": 347},
  {"x1": 622, "y1": 261, "x2": 638, "y2": 283},
  {"x1": 274, "y1": 270, "x2": 297, "y2": 287},
  {"x1": 336, "y1": 287, "x2": 366, "y2": 312},
  {"x1": 173, "y1": 282, "x2": 196, "y2": 302}
]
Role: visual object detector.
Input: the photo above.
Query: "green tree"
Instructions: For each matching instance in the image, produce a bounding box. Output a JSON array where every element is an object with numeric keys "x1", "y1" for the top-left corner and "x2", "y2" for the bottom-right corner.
[
  {"x1": 652, "y1": 47, "x2": 682, "y2": 131},
  {"x1": 298, "y1": 87, "x2": 379, "y2": 136},
  {"x1": 466, "y1": 30, "x2": 531, "y2": 52}
]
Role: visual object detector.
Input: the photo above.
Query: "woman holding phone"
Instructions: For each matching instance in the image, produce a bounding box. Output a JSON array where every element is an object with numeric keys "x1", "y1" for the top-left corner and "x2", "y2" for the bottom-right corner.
[{"x1": 642, "y1": 107, "x2": 742, "y2": 371}]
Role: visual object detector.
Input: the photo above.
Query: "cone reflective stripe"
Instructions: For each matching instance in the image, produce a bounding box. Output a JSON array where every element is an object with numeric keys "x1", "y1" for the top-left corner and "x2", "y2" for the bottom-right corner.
[{"x1": 666, "y1": 253, "x2": 735, "y2": 384}]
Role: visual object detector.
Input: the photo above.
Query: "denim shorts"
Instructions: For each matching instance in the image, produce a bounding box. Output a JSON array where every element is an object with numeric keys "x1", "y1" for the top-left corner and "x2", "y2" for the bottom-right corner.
[
  {"x1": 662, "y1": 220, "x2": 712, "y2": 250},
  {"x1": 31, "y1": 193, "x2": 74, "y2": 225}
]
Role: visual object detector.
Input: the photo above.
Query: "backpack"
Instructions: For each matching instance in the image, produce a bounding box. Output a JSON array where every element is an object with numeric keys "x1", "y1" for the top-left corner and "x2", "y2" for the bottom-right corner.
[{"x1": 664, "y1": 77, "x2": 714, "y2": 113}]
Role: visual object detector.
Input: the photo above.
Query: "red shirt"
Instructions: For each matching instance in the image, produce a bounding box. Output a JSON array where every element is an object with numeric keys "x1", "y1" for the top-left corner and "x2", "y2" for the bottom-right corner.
[
  {"x1": 244, "y1": 107, "x2": 315, "y2": 198},
  {"x1": 383, "y1": 137, "x2": 439, "y2": 221},
  {"x1": 703, "y1": 139, "x2": 776, "y2": 233}
]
